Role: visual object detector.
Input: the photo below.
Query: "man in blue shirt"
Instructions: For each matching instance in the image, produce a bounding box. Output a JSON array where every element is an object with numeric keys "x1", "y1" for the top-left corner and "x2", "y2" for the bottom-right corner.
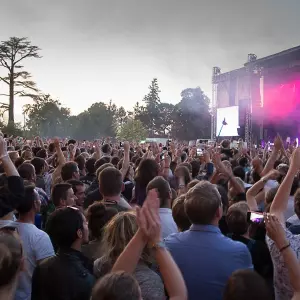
[{"x1": 165, "y1": 181, "x2": 253, "y2": 300}]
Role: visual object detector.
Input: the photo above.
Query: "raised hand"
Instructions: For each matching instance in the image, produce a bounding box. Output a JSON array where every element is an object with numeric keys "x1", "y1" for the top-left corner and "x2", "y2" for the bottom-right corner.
[
  {"x1": 136, "y1": 189, "x2": 161, "y2": 244},
  {"x1": 289, "y1": 147, "x2": 300, "y2": 172},
  {"x1": 123, "y1": 141, "x2": 130, "y2": 152},
  {"x1": 264, "y1": 214, "x2": 288, "y2": 249},
  {"x1": 0, "y1": 136, "x2": 8, "y2": 159}
]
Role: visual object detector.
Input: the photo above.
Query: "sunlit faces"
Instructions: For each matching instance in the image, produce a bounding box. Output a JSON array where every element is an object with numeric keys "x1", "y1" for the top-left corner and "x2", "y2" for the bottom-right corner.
[
  {"x1": 65, "y1": 188, "x2": 77, "y2": 207},
  {"x1": 75, "y1": 184, "x2": 86, "y2": 207}
]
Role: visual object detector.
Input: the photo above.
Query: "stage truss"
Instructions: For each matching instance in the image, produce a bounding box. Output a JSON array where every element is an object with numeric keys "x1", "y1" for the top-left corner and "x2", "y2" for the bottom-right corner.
[{"x1": 211, "y1": 66, "x2": 253, "y2": 147}]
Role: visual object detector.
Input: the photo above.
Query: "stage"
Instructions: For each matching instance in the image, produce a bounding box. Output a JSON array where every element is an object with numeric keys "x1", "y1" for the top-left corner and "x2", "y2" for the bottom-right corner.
[{"x1": 211, "y1": 45, "x2": 300, "y2": 145}]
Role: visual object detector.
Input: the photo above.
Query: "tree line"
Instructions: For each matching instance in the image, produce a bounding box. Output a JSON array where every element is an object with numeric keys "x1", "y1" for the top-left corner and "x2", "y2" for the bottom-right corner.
[{"x1": 0, "y1": 37, "x2": 211, "y2": 141}]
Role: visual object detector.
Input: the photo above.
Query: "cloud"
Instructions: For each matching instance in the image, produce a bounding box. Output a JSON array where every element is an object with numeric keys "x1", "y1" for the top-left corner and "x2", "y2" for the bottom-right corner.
[{"x1": 1, "y1": 0, "x2": 300, "y2": 122}]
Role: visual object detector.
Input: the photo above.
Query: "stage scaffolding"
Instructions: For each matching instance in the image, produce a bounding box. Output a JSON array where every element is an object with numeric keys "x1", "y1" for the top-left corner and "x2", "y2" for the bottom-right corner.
[
  {"x1": 210, "y1": 55, "x2": 257, "y2": 148},
  {"x1": 211, "y1": 67, "x2": 219, "y2": 141}
]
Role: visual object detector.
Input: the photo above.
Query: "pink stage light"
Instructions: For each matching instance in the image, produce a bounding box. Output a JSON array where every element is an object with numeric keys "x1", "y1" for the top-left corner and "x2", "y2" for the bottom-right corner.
[{"x1": 263, "y1": 79, "x2": 300, "y2": 121}]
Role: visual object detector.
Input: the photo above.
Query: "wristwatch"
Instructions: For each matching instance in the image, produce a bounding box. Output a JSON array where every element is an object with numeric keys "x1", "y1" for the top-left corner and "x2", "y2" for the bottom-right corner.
[{"x1": 150, "y1": 241, "x2": 167, "y2": 250}]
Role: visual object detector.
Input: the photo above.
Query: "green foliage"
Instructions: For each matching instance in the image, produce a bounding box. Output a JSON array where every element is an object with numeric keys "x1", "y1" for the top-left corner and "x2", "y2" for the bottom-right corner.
[
  {"x1": 25, "y1": 94, "x2": 70, "y2": 137},
  {"x1": 71, "y1": 102, "x2": 115, "y2": 140},
  {"x1": 171, "y1": 87, "x2": 211, "y2": 140},
  {"x1": 117, "y1": 119, "x2": 147, "y2": 142},
  {"x1": 1, "y1": 122, "x2": 23, "y2": 136},
  {"x1": 139, "y1": 78, "x2": 161, "y2": 135},
  {"x1": 0, "y1": 37, "x2": 41, "y2": 124}
]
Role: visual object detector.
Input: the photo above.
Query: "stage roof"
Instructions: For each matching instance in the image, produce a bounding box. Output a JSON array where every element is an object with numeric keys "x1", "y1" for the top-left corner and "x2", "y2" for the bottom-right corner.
[{"x1": 213, "y1": 45, "x2": 300, "y2": 83}]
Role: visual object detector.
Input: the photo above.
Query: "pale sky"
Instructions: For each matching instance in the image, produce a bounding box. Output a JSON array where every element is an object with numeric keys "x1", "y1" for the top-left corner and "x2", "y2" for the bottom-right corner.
[{"x1": 1, "y1": 0, "x2": 300, "y2": 123}]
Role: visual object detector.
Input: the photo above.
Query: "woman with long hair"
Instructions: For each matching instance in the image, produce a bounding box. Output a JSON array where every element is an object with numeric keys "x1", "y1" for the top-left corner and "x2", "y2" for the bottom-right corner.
[{"x1": 93, "y1": 211, "x2": 164, "y2": 300}]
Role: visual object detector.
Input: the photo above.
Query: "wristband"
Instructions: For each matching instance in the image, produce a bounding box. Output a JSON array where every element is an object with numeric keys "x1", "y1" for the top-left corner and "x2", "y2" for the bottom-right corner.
[{"x1": 279, "y1": 242, "x2": 290, "y2": 253}]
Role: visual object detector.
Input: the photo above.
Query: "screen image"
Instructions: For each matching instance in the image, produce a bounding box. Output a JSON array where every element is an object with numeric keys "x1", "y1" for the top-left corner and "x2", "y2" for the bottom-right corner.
[{"x1": 216, "y1": 106, "x2": 239, "y2": 137}]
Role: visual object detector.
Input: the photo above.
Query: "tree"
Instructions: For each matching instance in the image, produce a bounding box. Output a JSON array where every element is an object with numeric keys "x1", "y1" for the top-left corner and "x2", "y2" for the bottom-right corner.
[
  {"x1": 0, "y1": 37, "x2": 41, "y2": 124},
  {"x1": 156, "y1": 102, "x2": 175, "y2": 136},
  {"x1": 25, "y1": 94, "x2": 70, "y2": 137},
  {"x1": 171, "y1": 87, "x2": 211, "y2": 140},
  {"x1": 115, "y1": 106, "x2": 128, "y2": 129},
  {"x1": 117, "y1": 119, "x2": 147, "y2": 142},
  {"x1": 71, "y1": 102, "x2": 115, "y2": 140},
  {"x1": 141, "y1": 78, "x2": 161, "y2": 135}
]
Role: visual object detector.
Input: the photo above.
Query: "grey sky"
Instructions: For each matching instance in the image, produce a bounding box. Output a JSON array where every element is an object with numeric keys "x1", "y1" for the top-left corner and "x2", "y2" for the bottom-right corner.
[{"x1": 1, "y1": 0, "x2": 300, "y2": 121}]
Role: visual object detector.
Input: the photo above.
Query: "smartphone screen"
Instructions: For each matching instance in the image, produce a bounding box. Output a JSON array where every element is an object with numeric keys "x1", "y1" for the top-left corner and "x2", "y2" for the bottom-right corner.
[
  {"x1": 196, "y1": 149, "x2": 203, "y2": 156},
  {"x1": 249, "y1": 212, "x2": 264, "y2": 223}
]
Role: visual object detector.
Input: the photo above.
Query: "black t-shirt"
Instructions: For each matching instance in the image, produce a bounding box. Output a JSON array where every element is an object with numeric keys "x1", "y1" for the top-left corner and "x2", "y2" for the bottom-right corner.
[
  {"x1": 229, "y1": 234, "x2": 273, "y2": 280},
  {"x1": 0, "y1": 176, "x2": 24, "y2": 218},
  {"x1": 80, "y1": 174, "x2": 96, "y2": 186}
]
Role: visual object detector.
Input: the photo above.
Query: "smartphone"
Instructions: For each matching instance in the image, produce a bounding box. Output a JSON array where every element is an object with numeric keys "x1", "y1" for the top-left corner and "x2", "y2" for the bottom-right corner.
[
  {"x1": 247, "y1": 212, "x2": 264, "y2": 223},
  {"x1": 196, "y1": 149, "x2": 203, "y2": 157}
]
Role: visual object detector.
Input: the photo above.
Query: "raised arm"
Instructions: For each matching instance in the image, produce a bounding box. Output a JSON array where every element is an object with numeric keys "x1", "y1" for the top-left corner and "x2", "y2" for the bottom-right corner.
[
  {"x1": 112, "y1": 190, "x2": 187, "y2": 300},
  {"x1": 0, "y1": 137, "x2": 19, "y2": 177},
  {"x1": 246, "y1": 170, "x2": 280, "y2": 211},
  {"x1": 52, "y1": 139, "x2": 66, "y2": 184},
  {"x1": 120, "y1": 141, "x2": 130, "y2": 181},
  {"x1": 261, "y1": 136, "x2": 282, "y2": 176},
  {"x1": 265, "y1": 214, "x2": 300, "y2": 300},
  {"x1": 270, "y1": 148, "x2": 300, "y2": 224}
]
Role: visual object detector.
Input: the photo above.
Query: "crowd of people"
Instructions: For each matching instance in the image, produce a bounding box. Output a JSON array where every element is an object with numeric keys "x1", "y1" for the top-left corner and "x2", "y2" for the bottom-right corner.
[{"x1": 1, "y1": 134, "x2": 300, "y2": 299}]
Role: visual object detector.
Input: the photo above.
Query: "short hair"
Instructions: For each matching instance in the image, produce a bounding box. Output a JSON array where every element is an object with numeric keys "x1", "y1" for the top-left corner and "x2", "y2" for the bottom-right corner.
[
  {"x1": 187, "y1": 179, "x2": 200, "y2": 191},
  {"x1": 96, "y1": 163, "x2": 114, "y2": 179},
  {"x1": 239, "y1": 157, "x2": 248, "y2": 168},
  {"x1": 86, "y1": 202, "x2": 118, "y2": 240},
  {"x1": 61, "y1": 162, "x2": 78, "y2": 181},
  {"x1": 95, "y1": 157, "x2": 111, "y2": 170},
  {"x1": 233, "y1": 166, "x2": 246, "y2": 181},
  {"x1": 14, "y1": 157, "x2": 25, "y2": 169},
  {"x1": 91, "y1": 271, "x2": 140, "y2": 300},
  {"x1": 74, "y1": 155, "x2": 85, "y2": 171},
  {"x1": 51, "y1": 183, "x2": 72, "y2": 207},
  {"x1": 31, "y1": 157, "x2": 46, "y2": 175},
  {"x1": 99, "y1": 168, "x2": 123, "y2": 197},
  {"x1": 36, "y1": 149, "x2": 47, "y2": 159},
  {"x1": 190, "y1": 160, "x2": 200, "y2": 178},
  {"x1": 67, "y1": 139, "x2": 76, "y2": 145},
  {"x1": 172, "y1": 195, "x2": 191, "y2": 231},
  {"x1": 226, "y1": 202, "x2": 249, "y2": 235},
  {"x1": 85, "y1": 158, "x2": 96, "y2": 174},
  {"x1": 46, "y1": 207, "x2": 83, "y2": 249},
  {"x1": 111, "y1": 156, "x2": 120, "y2": 167},
  {"x1": 223, "y1": 269, "x2": 273, "y2": 300},
  {"x1": 146, "y1": 176, "x2": 171, "y2": 208},
  {"x1": 185, "y1": 181, "x2": 221, "y2": 225},
  {"x1": 101, "y1": 144, "x2": 112, "y2": 155},
  {"x1": 17, "y1": 163, "x2": 35, "y2": 180},
  {"x1": 66, "y1": 179, "x2": 84, "y2": 194},
  {"x1": 17, "y1": 185, "x2": 38, "y2": 215},
  {"x1": 0, "y1": 229, "x2": 23, "y2": 287}
]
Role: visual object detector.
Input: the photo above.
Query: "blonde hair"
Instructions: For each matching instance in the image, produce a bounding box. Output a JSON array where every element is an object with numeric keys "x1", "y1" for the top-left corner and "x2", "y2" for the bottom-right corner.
[{"x1": 101, "y1": 211, "x2": 151, "y2": 265}]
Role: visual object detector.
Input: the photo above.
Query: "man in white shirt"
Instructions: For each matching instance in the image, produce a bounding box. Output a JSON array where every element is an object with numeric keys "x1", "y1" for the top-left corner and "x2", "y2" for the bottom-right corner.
[
  {"x1": 15, "y1": 185, "x2": 54, "y2": 300},
  {"x1": 147, "y1": 176, "x2": 178, "y2": 239}
]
